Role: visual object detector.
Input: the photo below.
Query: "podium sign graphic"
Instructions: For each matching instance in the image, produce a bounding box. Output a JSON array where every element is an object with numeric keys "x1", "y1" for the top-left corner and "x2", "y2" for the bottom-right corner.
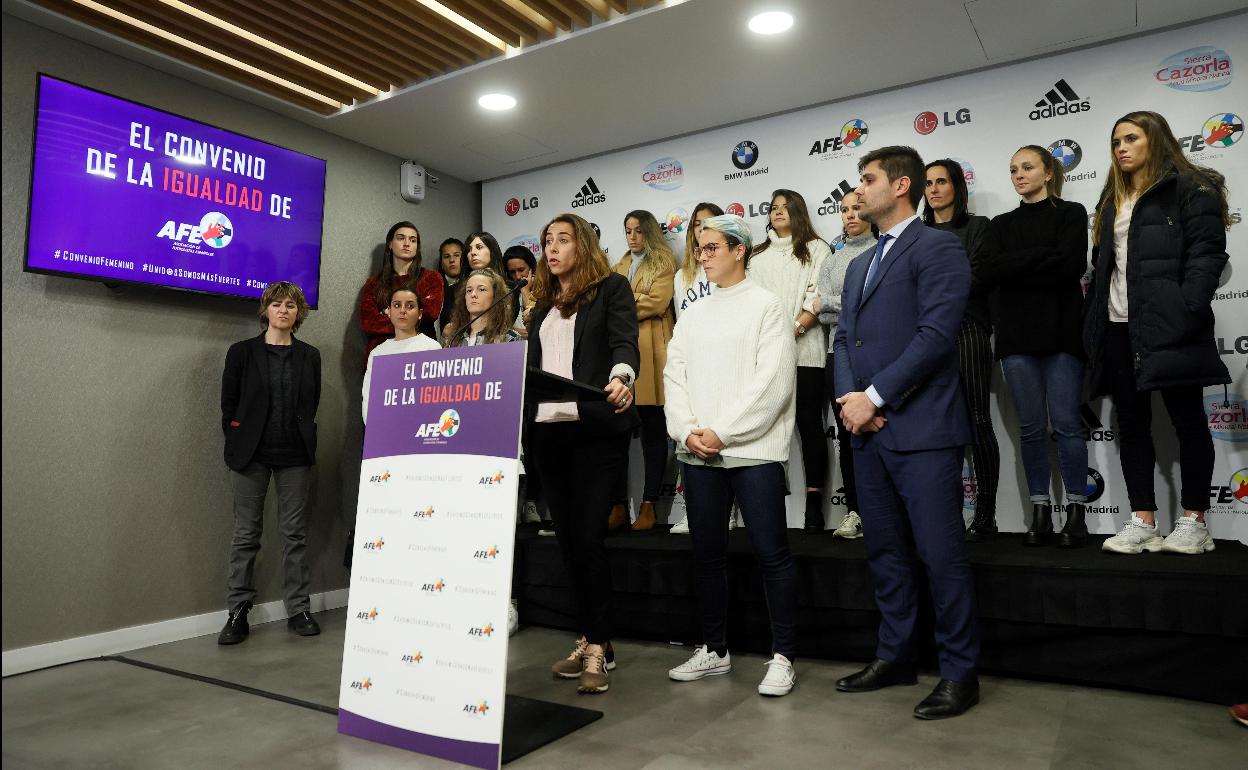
[{"x1": 339, "y1": 342, "x2": 527, "y2": 770}]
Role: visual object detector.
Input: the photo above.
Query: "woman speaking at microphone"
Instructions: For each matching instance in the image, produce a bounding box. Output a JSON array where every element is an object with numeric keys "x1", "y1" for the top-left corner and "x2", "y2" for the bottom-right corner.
[{"x1": 529, "y1": 213, "x2": 640, "y2": 694}]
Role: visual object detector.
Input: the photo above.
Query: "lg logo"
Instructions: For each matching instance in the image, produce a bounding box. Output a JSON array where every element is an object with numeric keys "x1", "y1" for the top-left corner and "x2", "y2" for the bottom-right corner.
[
  {"x1": 504, "y1": 196, "x2": 538, "y2": 217},
  {"x1": 914, "y1": 109, "x2": 971, "y2": 135}
]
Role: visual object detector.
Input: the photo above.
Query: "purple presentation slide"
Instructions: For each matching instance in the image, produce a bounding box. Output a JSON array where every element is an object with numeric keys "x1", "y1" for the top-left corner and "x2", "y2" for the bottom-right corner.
[{"x1": 24, "y1": 75, "x2": 326, "y2": 306}]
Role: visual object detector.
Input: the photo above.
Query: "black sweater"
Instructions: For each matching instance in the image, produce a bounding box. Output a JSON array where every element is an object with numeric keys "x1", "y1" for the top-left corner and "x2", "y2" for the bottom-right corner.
[
  {"x1": 980, "y1": 197, "x2": 1088, "y2": 360},
  {"x1": 931, "y1": 215, "x2": 991, "y2": 331}
]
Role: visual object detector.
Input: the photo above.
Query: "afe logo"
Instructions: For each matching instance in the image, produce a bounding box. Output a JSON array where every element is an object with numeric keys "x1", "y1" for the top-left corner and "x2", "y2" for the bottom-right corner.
[
  {"x1": 467, "y1": 623, "x2": 495, "y2": 637},
  {"x1": 464, "y1": 701, "x2": 490, "y2": 716},
  {"x1": 349, "y1": 678, "x2": 373, "y2": 691}
]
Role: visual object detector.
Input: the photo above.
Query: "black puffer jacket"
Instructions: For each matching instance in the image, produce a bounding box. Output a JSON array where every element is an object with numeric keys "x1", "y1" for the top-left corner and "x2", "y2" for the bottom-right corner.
[{"x1": 1083, "y1": 167, "x2": 1231, "y2": 396}]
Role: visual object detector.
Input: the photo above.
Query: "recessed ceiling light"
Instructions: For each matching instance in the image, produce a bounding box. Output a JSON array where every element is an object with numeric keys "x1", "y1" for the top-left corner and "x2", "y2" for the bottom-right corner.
[
  {"x1": 748, "y1": 11, "x2": 793, "y2": 35},
  {"x1": 478, "y1": 93, "x2": 517, "y2": 111}
]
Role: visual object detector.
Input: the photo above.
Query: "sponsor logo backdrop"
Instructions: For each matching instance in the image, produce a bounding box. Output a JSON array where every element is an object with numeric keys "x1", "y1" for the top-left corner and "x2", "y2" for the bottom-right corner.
[{"x1": 483, "y1": 18, "x2": 1246, "y2": 542}]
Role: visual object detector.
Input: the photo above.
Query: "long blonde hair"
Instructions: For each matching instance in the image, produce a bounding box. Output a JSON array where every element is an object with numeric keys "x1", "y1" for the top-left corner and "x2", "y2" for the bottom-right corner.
[
  {"x1": 1093, "y1": 111, "x2": 1230, "y2": 244},
  {"x1": 681, "y1": 203, "x2": 723, "y2": 283},
  {"x1": 623, "y1": 210, "x2": 678, "y2": 291}
]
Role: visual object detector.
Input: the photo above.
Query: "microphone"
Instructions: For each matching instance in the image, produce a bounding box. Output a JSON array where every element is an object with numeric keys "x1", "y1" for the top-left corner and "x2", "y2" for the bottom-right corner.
[{"x1": 453, "y1": 278, "x2": 527, "y2": 346}]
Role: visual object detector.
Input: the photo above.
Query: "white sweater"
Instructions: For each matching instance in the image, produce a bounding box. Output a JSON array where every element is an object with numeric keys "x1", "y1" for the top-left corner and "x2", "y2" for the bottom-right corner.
[
  {"x1": 362, "y1": 334, "x2": 441, "y2": 424},
  {"x1": 747, "y1": 234, "x2": 831, "y2": 367},
  {"x1": 663, "y1": 278, "x2": 796, "y2": 462},
  {"x1": 673, "y1": 265, "x2": 713, "y2": 318}
]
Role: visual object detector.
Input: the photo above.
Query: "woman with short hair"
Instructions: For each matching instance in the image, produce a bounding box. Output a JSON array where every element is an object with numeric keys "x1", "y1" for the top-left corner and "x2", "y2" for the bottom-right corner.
[
  {"x1": 218, "y1": 281, "x2": 321, "y2": 645},
  {"x1": 664, "y1": 214, "x2": 799, "y2": 696}
]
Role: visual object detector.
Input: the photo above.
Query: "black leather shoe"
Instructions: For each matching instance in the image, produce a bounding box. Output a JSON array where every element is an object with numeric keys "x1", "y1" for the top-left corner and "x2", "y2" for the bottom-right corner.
[
  {"x1": 217, "y1": 601, "x2": 252, "y2": 645},
  {"x1": 835, "y1": 658, "x2": 918, "y2": 692},
  {"x1": 287, "y1": 611, "x2": 321, "y2": 636},
  {"x1": 803, "y1": 512, "x2": 825, "y2": 534},
  {"x1": 1058, "y1": 503, "x2": 1088, "y2": 548},
  {"x1": 1024, "y1": 503, "x2": 1053, "y2": 546},
  {"x1": 914, "y1": 678, "x2": 979, "y2": 719},
  {"x1": 965, "y1": 508, "x2": 997, "y2": 542}
]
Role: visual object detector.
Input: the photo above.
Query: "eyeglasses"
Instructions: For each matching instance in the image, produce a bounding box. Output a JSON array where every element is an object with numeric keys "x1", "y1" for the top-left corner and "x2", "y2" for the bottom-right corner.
[{"x1": 693, "y1": 243, "x2": 728, "y2": 257}]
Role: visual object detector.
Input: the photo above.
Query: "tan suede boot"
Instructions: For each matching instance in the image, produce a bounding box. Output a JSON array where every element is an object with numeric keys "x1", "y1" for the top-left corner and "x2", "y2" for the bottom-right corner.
[
  {"x1": 631, "y1": 501, "x2": 657, "y2": 530},
  {"x1": 607, "y1": 503, "x2": 629, "y2": 531}
]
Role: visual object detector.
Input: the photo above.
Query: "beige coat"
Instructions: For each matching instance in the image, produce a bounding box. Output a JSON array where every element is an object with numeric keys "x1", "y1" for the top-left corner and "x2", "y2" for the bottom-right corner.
[{"x1": 612, "y1": 253, "x2": 674, "y2": 406}]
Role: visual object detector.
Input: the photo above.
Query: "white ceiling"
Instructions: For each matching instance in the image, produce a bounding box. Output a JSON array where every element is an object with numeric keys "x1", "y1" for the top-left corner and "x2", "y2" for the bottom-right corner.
[{"x1": 6, "y1": 0, "x2": 1246, "y2": 183}]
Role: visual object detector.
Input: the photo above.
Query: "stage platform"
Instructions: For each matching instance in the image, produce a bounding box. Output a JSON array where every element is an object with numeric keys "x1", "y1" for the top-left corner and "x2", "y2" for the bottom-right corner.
[{"x1": 514, "y1": 526, "x2": 1248, "y2": 705}]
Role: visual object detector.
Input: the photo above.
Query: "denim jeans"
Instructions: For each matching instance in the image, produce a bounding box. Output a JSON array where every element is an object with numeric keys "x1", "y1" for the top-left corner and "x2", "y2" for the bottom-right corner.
[
  {"x1": 681, "y1": 461, "x2": 798, "y2": 658},
  {"x1": 1000, "y1": 353, "x2": 1089, "y2": 503}
]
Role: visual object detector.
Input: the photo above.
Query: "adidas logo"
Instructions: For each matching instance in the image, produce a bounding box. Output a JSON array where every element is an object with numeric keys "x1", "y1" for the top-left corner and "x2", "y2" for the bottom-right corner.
[
  {"x1": 1028, "y1": 78, "x2": 1090, "y2": 121},
  {"x1": 571, "y1": 177, "x2": 606, "y2": 208},
  {"x1": 817, "y1": 180, "x2": 855, "y2": 215}
]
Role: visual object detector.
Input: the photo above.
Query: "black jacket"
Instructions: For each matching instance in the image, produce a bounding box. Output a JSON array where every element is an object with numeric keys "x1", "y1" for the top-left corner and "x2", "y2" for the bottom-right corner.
[
  {"x1": 221, "y1": 333, "x2": 321, "y2": 470},
  {"x1": 527, "y1": 272, "x2": 641, "y2": 435},
  {"x1": 980, "y1": 197, "x2": 1088, "y2": 360},
  {"x1": 932, "y1": 215, "x2": 991, "y2": 331},
  {"x1": 1083, "y1": 168, "x2": 1231, "y2": 396}
]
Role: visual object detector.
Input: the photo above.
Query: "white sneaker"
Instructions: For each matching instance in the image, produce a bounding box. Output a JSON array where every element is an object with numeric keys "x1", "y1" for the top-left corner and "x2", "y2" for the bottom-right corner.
[
  {"x1": 758, "y1": 653, "x2": 795, "y2": 696},
  {"x1": 668, "y1": 645, "x2": 732, "y2": 681},
  {"x1": 1153, "y1": 516, "x2": 1215, "y2": 554},
  {"x1": 670, "y1": 516, "x2": 690, "y2": 534},
  {"x1": 833, "y1": 511, "x2": 863, "y2": 539},
  {"x1": 522, "y1": 501, "x2": 542, "y2": 524},
  {"x1": 730, "y1": 503, "x2": 743, "y2": 530},
  {"x1": 507, "y1": 599, "x2": 519, "y2": 636},
  {"x1": 1102, "y1": 515, "x2": 1163, "y2": 554}
]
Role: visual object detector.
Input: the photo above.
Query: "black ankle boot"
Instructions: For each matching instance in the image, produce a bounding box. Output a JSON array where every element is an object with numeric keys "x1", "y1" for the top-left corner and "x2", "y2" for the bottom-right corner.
[
  {"x1": 1058, "y1": 503, "x2": 1088, "y2": 548},
  {"x1": 1024, "y1": 503, "x2": 1053, "y2": 546},
  {"x1": 803, "y1": 491, "x2": 825, "y2": 533},
  {"x1": 965, "y1": 507, "x2": 997, "y2": 542}
]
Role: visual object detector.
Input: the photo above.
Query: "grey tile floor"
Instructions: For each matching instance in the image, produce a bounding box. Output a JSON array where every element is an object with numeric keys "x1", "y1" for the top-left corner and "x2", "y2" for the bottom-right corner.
[{"x1": 3, "y1": 609, "x2": 1245, "y2": 769}]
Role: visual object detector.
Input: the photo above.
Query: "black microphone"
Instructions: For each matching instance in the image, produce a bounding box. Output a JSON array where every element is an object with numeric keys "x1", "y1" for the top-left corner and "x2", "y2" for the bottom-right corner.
[{"x1": 453, "y1": 278, "x2": 527, "y2": 346}]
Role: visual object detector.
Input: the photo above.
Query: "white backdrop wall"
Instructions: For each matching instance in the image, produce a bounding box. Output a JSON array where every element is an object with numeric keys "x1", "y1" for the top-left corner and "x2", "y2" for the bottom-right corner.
[{"x1": 484, "y1": 17, "x2": 1247, "y2": 543}]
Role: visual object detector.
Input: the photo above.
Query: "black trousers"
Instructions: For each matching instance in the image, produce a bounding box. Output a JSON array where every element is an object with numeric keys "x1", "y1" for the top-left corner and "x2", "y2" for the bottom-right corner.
[
  {"x1": 533, "y1": 421, "x2": 630, "y2": 643},
  {"x1": 613, "y1": 404, "x2": 670, "y2": 503},
  {"x1": 823, "y1": 351, "x2": 859, "y2": 512},
  {"x1": 1104, "y1": 322, "x2": 1215, "y2": 512},
  {"x1": 957, "y1": 319, "x2": 1001, "y2": 516},
  {"x1": 796, "y1": 365, "x2": 828, "y2": 489}
]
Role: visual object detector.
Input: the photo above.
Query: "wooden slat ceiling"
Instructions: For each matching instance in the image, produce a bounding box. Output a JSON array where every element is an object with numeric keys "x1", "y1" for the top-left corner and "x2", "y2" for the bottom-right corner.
[{"x1": 32, "y1": 0, "x2": 667, "y2": 115}]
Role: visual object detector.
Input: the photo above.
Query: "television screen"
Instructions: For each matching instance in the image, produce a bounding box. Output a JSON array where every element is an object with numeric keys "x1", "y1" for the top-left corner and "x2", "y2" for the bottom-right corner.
[{"x1": 24, "y1": 75, "x2": 327, "y2": 306}]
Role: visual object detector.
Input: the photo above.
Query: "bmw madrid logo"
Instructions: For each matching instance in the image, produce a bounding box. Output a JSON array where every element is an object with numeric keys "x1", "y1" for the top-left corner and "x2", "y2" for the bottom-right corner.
[
  {"x1": 732, "y1": 140, "x2": 759, "y2": 170},
  {"x1": 1047, "y1": 139, "x2": 1083, "y2": 173}
]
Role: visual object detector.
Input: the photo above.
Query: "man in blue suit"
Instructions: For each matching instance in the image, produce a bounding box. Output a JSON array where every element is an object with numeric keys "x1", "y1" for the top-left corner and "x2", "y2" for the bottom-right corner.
[{"x1": 832, "y1": 146, "x2": 980, "y2": 719}]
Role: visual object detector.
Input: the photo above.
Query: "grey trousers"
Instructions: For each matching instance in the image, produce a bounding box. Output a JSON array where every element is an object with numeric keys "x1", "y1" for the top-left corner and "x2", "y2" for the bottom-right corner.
[{"x1": 227, "y1": 462, "x2": 311, "y2": 614}]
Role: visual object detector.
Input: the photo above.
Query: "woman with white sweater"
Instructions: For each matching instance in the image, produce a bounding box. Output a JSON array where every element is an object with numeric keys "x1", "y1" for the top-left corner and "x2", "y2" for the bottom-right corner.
[
  {"x1": 749, "y1": 189, "x2": 832, "y2": 532},
  {"x1": 816, "y1": 191, "x2": 875, "y2": 539},
  {"x1": 664, "y1": 214, "x2": 799, "y2": 697}
]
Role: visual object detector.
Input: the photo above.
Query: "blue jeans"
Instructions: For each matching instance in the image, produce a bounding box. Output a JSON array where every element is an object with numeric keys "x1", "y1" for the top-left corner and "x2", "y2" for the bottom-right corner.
[
  {"x1": 1000, "y1": 353, "x2": 1088, "y2": 503},
  {"x1": 681, "y1": 462, "x2": 798, "y2": 659}
]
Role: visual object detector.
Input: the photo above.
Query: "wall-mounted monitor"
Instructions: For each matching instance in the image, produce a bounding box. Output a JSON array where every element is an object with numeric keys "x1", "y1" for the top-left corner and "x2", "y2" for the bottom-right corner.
[{"x1": 24, "y1": 74, "x2": 327, "y2": 306}]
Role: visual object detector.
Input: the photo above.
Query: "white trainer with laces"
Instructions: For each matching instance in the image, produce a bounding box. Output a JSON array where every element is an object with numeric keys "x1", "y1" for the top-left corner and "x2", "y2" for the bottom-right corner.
[
  {"x1": 670, "y1": 516, "x2": 690, "y2": 534},
  {"x1": 1152, "y1": 516, "x2": 1215, "y2": 554},
  {"x1": 1102, "y1": 515, "x2": 1163, "y2": 554},
  {"x1": 758, "y1": 653, "x2": 796, "y2": 696},
  {"x1": 833, "y1": 511, "x2": 863, "y2": 539},
  {"x1": 522, "y1": 501, "x2": 542, "y2": 524},
  {"x1": 668, "y1": 645, "x2": 732, "y2": 681}
]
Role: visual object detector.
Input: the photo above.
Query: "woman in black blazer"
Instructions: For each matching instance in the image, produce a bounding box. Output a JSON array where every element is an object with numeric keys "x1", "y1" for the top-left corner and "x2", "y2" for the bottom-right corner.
[
  {"x1": 528, "y1": 213, "x2": 640, "y2": 694},
  {"x1": 218, "y1": 281, "x2": 322, "y2": 646}
]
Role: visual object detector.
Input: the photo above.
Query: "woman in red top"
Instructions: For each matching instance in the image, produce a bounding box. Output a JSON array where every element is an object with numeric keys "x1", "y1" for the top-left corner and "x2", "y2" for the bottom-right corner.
[{"x1": 358, "y1": 221, "x2": 443, "y2": 356}]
